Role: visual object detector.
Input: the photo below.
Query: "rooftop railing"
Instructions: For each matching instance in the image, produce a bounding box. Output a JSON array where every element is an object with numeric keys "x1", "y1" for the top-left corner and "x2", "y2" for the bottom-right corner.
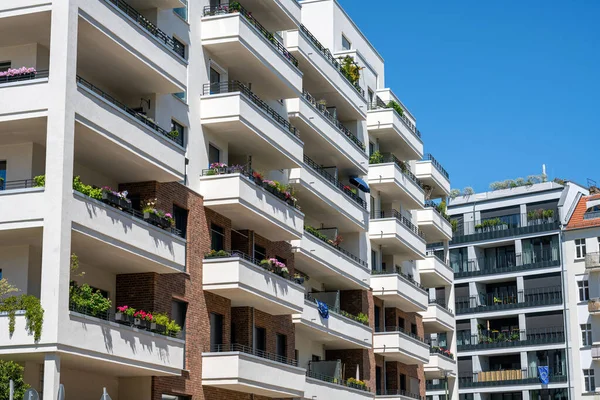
[
  {"x1": 455, "y1": 286, "x2": 562, "y2": 315},
  {"x1": 371, "y1": 209, "x2": 426, "y2": 241},
  {"x1": 208, "y1": 343, "x2": 298, "y2": 366},
  {"x1": 422, "y1": 153, "x2": 450, "y2": 179},
  {"x1": 370, "y1": 152, "x2": 425, "y2": 191},
  {"x1": 453, "y1": 248, "x2": 560, "y2": 278},
  {"x1": 457, "y1": 327, "x2": 565, "y2": 351}
]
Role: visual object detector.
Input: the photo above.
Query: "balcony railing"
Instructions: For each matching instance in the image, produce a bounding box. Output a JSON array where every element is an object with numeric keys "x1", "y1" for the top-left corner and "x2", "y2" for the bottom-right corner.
[
  {"x1": 306, "y1": 370, "x2": 371, "y2": 393},
  {"x1": 430, "y1": 346, "x2": 454, "y2": 360},
  {"x1": 453, "y1": 248, "x2": 560, "y2": 279},
  {"x1": 424, "y1": 200, "x2": 451, "y2": 222},
  {"x1": 377, "y1": 389, "x2": 424, "y2": 399},
  {"x1": 456, "y1": 286, "x2": 562, "y2": 315},
  {"x1": 0, "y1": 69, "x2": 49, "y2": 84},
  {"x1": 588, "y1": 298, "x2": 600, "y2": 313},
  {"x1": 0, "y1": 179, "x2": 37, "y2": 191},
  {"x1": 371, "y1": 266, "x2": 428, "y2": 292},
  {"x1": 372, "y1": 209, "x2": 426, "y2": 241},
  {"x1": 426, "y1": 380, "x2": 447, "y2": 391},
  {"x1": 369, "y1": 95, "x2": 421, "y2": 138},
  {"x1": 457, "y1": 327, "x2": 565, "y2": 351},
  {"x1": 584, "y1": 210, "x2": 600, "y2": 220},
  {"x1": 370, "y1": 153, "x2": 425, "y2": 191},
  {"x1": 422, "y1": 153, "x2": 449, "y2": 179},
  {"x1": 77, "y1": 76, "x2": 184, "y2": 146},
  {"x1": 458, "y1": 368, "x2": 566, "y2": 388},
  {"x1": 375, "y1": 325, "x2": 426, "y2": 344},
  {"x1": 591, "y1": 344, "x2": 600, "y2": 358},
  {"x1": 203, "y1": 81, "x2": 300, "y2": 139},
  {"x1": 305, "y1": 292, "x2": 369, "y2": 326},
  {"x1": 586, "y1": 252, "x2": 600, "y2": 270},
  {"x1": 104, "y1": 0, "x2": 185, "y2": 58},
  {"x1": 451, "y1": 212, "x2": 559, "y2": 245},
  {"x1": 303, "y1": 155, "x2": 367, "y2": 209},
  {"x1": 304, "y1": 227, "x2": 368, "y2": 268},
  {"x1": 203, "y1": 3, "x2": 299, "y2": 68},
  {"x1": 208, "y1": 343, "x2": 298, "y2": 366},
  {"x1": 429, "y1": 298, "x2": 454, "y2": 315},
  {"x1": 301, "y1": 90, "x2": 365, "y2": 151}
]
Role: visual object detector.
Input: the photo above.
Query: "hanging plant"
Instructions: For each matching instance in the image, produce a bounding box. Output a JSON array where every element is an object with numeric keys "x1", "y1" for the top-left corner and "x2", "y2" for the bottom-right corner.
[{"x1": 0, "y1": 295, "x2": 44, "y2": 342}]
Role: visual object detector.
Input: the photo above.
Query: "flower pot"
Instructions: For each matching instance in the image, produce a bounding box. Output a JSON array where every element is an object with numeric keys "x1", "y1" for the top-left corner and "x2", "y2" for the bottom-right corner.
[
  {"x1": 115, "y1": 313, "x2": 133, "y2": 325},
  {"x1": 281, "y1": 271, "x2": 290, "y2": 279},
  {"x1": 144, "y1": 212, "x2": 171, "y2": 229},
  {"x1": 102, "y1": 191, "x2": 132, "y2": 211},
  {"x1": 134, "y1": 318, "x2": 149, "y2": 329},
  {"x1": 286, "y1": 198, "x2": 295, "y2": 206},
  {"x1": 294, "y1": 277, "x2": 305, "y2": 285},
  {"x1": 151, "y1": 323, "x2": 167, "y2": 334}
]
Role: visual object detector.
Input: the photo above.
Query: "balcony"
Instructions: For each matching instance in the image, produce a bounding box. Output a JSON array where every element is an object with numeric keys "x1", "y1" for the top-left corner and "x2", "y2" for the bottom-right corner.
[
  {"x1": 457, "y1": 327, "x2": 565, "y2": 352},
  {"x1": 201, "y1": 5, "x2": 302, "y2": 98},
  {"x1": 305, "y1": 370, "x2": 373, "y2": 400},
  {"x1": 199, "y1": 169, "x2": 304, "y2": 241},
  {"x1": 368, "y1": 154, "x2": 426, "y2": 210},
  {"x1": 415, "y1": 154, "x2": 451, "y2": 199},
  {"x1": 67, "y1": 307, "x2": 185, "y2": 375},
  {"x1": 453, "y1": 249, "x2": 561, "y2": 280},
  {"x1": 376, "y1": 389, "x2": 424, "y2": 400},
  {"x1": 373, "y1": 326, "x2": 430, "y2": 365},
  {"x1": 458, "y1": 368, "x2": 567, "y2": 388},
  {"x1": 288, "y1": 156, "x2": 368, "y2": 231},
  {"x1": 588, "y1": 298, "x2": 600, "y2": 314},
  {"x1": 456, "y1": 286, "x2": 563, "y2": 316},
  {"x1": 418, "y1": 252, "x2": 453, "y2": 287},
  {"x1": 0, "y1": 180, "x2": 44, "y2": 229},
  {"x1": 125, "y1": 0, "x2": 186, "y2": 10},
  {"x1": 370, "y1": 269, "x2": 428, "y2": 312},
  {"x1": 201, "y1": 82, "x2": 303, "y2": 170},
  {"x1": 287, "y1": 91, "x2": 368, "y2": 174},
  {"x1": 425, "y1": 348, "x2": 456, "y2": 379},
  {"x1": 225, "y1": 0, "x2": 301, "y2": 30},
  {"x1": 293, "y1": 292, "x2": 373, "y2": 349},
  {"x1": 586, "y1": 252, "x2": 600, "y2": 271},
  {"x1": 451, "y1": 212, "x2": 560, "y2": 245},
  {"x1": 591, "y1": 344, "x2": 600, "y2": 359},
  {"x1": 422, "y1": 300, "x2": 455, "y2": 333},
  {"x1": 202, "y1": 250, "x2": 305, "y2": 315},
  {"x1": 0, "y1": 69, "x2": 50, "y2": 117},
  {"x1": 291, "y1": 228, "x2": 370, "y2": 290},
  {"x1": 202, "y1": 344, "x2": 306, "y2": 398},
  {"x1": 417, "y1": 204, "x2": 452, "y2": 242},
  {"x1": 285, "y1": 27, "x2": 367, "y2": 120},
  {"x1": 367, "y1": 97, "x2": 423, "y2": 161},
  {"x1": 370, "y1": 210, "x2": 427, "y2": 261}
]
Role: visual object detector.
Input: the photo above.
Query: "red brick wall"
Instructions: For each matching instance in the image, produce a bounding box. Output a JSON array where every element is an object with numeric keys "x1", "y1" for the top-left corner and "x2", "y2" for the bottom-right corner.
[
  {"x1": 254, "y1": 309, "x2": 295, "y2": 359},
  {"x1": 385, "y1": 361, "x2": 424, "y2": 397},
  {"x1": 325, "y1": 349, "x2": 373, "y2": 389}
]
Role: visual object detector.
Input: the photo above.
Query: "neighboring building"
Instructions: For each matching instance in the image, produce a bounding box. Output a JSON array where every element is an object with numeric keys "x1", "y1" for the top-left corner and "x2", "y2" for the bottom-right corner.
[
  {"x1": 0, "y1": 0, "x2": 453, "y2": 399},
  {"x1": 446, "y1": 181, "x2": 586, "y2": 400}
]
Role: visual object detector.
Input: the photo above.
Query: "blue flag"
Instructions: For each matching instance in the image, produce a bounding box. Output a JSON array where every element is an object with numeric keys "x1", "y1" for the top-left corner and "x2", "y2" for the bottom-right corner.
[
  {"x1": 316, "y1": 300, "x2": 329, "y2": 319},
  {"x1": 538, "y1": 366, "x2": 549, "y2": 384}
]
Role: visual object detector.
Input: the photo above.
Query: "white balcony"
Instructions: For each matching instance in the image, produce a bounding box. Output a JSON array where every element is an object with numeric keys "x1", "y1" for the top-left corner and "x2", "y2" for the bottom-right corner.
[
  {"x1": 0, "y1": 186, "x2": 44, "y2": 230},
  {"x1": 304, "y1": 375, "x2": 374, "y2": 400},
  {"x1": 65, "y1": 311, "x2": 185, "y2": 375},
  {"x1": 418, "y1": 255, "x2": 453, "y2": 288},
  {"x1": 200, "y1": 90, "x2": 303, "y2": 171},
  {"x1": 424, "y1": 353, "x2": 457, "y2": 379},
  {"x1": 291, "y1": 231, "x2": 370, "y2": 290},
  {"x1": 126, "y1": 0, "x2": 186, "y2": 10},
  {"x1": 230, "y1": 0, "x2": 301, "y2": 31},
  {"x1": 0, "y1": 72, "x2": 49, "y2": 118},
  {"x1": 293, "y1": 299, "x2": 373, "y2": 349},
  {"x1": 415, "y1": 159, "x2": 451, "y2": 199},
  {"x1": 289, "y1": 165, "x2": 368, "y2": 232},
  {"x1": 421, "y1": 302, "x2": 455, "y2": 333},
  {"x1": 373, "y1": 329, "x2": 430, "y2": 365},
  {"x1": 201, "y1": 12, "x2": 302, "y2": 98},
  {"x1": 199, "y1": 173, "x2": 304, "y2": 241},
  {"x1": 202, "y1": 253, "x2": 305, "y2": 315},
  {"x1": 0, "y1": 313, "x2": 39, "y2": 352},
  {"x1": 202, "y1": 346, "x2": 306, "y2": 398},
  {"x1": 285, "y1": 29, "x2": 367, "y2": 121},
  {"x1": 367, "y1": 108, "x2": 423, "y2": 161},
  {"x1": 369, "y1": 214, "x2": 427, "y2": 262},
  {"x1": 70, "y1": 192, "x2": 187, "y2": 273},
  {"x1": 417, "y1": 208, "x2": 452, "y2": 242},
  {"x1": 370, "y1": 273, "x2": 428, "y2": 312},
  {"x1": 287, "y1": 96, "x2": 368, "y2": 175},
  {"x1": 368, "y1": 162, "x2": 425, "y2": 210}
]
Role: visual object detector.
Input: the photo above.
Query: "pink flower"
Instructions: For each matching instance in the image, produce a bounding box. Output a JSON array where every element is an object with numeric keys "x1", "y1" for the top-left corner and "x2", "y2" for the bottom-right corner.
[
  {"x1": 165, "y1": 213, "x2": 173, "y2": 219},
  {"x1": 117, "y1": 305, "x2": 128, "y2": 313}
]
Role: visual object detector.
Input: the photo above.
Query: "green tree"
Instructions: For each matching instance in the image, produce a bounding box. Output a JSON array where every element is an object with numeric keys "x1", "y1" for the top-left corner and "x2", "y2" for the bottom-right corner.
[{"x1": 0, "y1": 360, "x2": 30, "y2": 399}]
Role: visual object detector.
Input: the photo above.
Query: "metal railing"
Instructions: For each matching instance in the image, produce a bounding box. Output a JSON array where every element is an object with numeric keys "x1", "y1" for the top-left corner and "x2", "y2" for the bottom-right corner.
[
  {"x1": 303, "y1": 227, "x2": 368, "y2": 267},
  {"x1": 422, "y1": 153, "x2": 450, "y2": 179},
  {"x1": 455, "y1": 286, "x2": 563, "y2": 315},
  {"x1": 303, "y1": 155, "x2": 367, "y2": 209},
  {"x1": 453, "y1": 249, "x2": 560, "y2": 278},
  {"x1": 0, "y1": 69, "x2": 49, "y2": 84},
  {"x1": 301, "y1": 90, "x2": 365, "y2": 150},
  {"x1": 202, "y1": 3, "x2": 298, "y2": 68},
  {"x1": 458, "y1": 367, "x2": 567, "y2": 388},
  {"x1": 585, "y1": 252, "x2": 600, "y2": 270},
  {"x1": 208, "y1": 343, "x2": 298, "y2": 366},
  {"x1": 584, "y1": 210, "x2": 600, "y2": 220},
  {"x1": 375, "y1": 325, "x2": 426, "y2": 343},
  {"x1": 429, "y1": 298, "x2": 454, "y2": 315},
  {"x1": 306, "y1": 370, "x2": 371, "y2": 392},
  {"x1": 299, "y1": 24, "x2": 340, "y2": 69},
  {"x1": 426, "y1": 380, "x2": 447, "y2": 391},
  {"x1": 371, "y1": 209, "x2": 426, "y2": 240},
  {"x1": 370, "y1": 153, "x2": 425, "y2": 190},
  {"x1": 203, "y1": 81, "x2": 300, "y2": 139},
  {"x1": 377, "y1": 389, "x2": 423, "y2": 399},
  {"x1": 371, "y1": 265, "x2": 427, "y2": 292},
  {"x1": 104, "y1": 0, "x2": 185, "y2": 57},
  {"x1": 305, "y1": 292, "x2": 369, "y2": 326},
  {"x1": 0, "y1": 179, "x2": 37, "y2": 191},
  {"x1": 369, "y1": 95, "x2": 421, "y2": 138},
  {"x1": 76, "y1": 76, "x2": 184, "y2": 146},
  {"x1": 457, "y1": 327, "x2": 565, "y2": 350},
  {"x1": 203, "y1": 249, "x2": 300, "y2": 283},
  {"x1": 430, "y1": 346, "x2": 454, "y2": 360},
  {"x1": 424, "y1": 200, "x2": 451, "y2": 222}
]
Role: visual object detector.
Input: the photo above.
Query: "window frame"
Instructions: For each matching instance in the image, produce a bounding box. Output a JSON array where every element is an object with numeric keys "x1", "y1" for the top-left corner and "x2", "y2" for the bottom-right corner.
[
  {"x1": 211, "y1": 223, "x2": 225, "y2": 251},
  {"x1": 584, "y1": 368, "x2": 595, "y2": 392},
  {"x1": 581, "y1": 323, "x2": 593, "y2": 346},
  {"x1": 170, "y1": 119, "x2": 185, "y2": 146},
  {"x1": 578, "y1": 280, "x2": 590, "y2": 302},
  {"x1": 576, "y1": 238, "x2": 587, "y2": 259},
  {"x1": 341, "y1": 34, "x2": 352, "y2": 50}
]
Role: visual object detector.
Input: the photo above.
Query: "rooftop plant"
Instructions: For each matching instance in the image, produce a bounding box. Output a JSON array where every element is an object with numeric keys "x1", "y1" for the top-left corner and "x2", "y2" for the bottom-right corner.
[{"x1": 386, "y1": 100, "x2": 404, "y2": 116}]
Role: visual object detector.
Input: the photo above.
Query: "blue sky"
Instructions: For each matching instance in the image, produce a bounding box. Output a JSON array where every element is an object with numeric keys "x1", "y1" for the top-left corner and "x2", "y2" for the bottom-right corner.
[{"x1": 338, "y1": 0, "x2": 600, "y2": 193}]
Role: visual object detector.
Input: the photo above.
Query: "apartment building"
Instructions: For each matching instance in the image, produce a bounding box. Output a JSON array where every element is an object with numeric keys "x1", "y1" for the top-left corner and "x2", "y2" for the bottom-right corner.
[
  {"x1": 446, "y1": 181, "x2": 587, "y2": 400},
  {"x1": 0, "y1": 0, "x2": 452, "y2": 399}
]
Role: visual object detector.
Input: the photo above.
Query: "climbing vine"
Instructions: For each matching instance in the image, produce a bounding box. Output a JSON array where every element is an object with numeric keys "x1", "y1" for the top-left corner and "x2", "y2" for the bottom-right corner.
[{"x1": 0, "y1": 295, "x2": 44, "y2": 342}]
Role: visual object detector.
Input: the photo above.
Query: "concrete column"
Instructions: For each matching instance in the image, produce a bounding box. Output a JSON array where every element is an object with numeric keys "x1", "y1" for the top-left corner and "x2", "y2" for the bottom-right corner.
[
  {"x1": 39, "y1": 0, "x2": 79, "y2": 343},
  {"x1": 515, "y1": 238, "x2": 523, "y2": 265},
  {"x1": 521, "y1": 389, "x2": 531, "y2": 400},
  {"x1": 443, "y1": 240, "x2": 449, "y2": 264},
  {"x1": 520, "y1": 204, "x2": 528, "y2": 228},
  {"x1": 519, "y1": 313, "x2": 527, "y2": 339},
  {"x1": 520, "y1": 351, "x2": 529, "y2": 374},
  {"x1": 517, "y1": 276, "x2": 525, "y2": 303},
  {"x1": 43, "y1": 353, "x2": 61, "y2": 400}
]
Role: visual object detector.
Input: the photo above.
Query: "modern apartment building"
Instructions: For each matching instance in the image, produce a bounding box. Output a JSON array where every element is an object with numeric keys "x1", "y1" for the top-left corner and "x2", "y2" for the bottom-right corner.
[
  {"x1": 446, "y1": 181, "x2": 587, "y2": 400},
  {"x1": 0, "y1": 0, "x2": 453, "y2": 399}
]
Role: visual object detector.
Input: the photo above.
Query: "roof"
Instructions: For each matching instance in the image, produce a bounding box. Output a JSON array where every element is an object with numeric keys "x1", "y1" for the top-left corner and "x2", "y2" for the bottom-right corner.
[{"x1": 566, "y1": 193, "x2": 600, "y2": 230}]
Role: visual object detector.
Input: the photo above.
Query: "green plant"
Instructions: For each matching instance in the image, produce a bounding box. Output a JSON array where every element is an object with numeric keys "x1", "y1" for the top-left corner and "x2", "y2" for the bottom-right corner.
[
  {"x1": 338, "y1": 56, "x2": 362, "y2": 87},
  {"x1": 543, "y1": 209, "x2": 554, "y2": 219},
  {"x1": 451, "y1": 219, "x2": 458, "y2": 232},
  {"x1": 168, "y1": 130, "x2": 179, "y2": 139},
  {"x1": 73, "y1": 176, "x2": 102, "y2": 200},
  {"x1": 0, "y1": 295, "x2": 44, "y2": 341},
  {"x1": 229, "y1": 1, "x2": 241, "y2": 11},
  {"x1": 509, "y1": 332, "x2": 520, "y2": 341},
  {"x1": 153, "y1": 313, "x2": 182, "y2": 336},
  {"x1": 0, "y1": 278, "x2": 18, "y2": 298},
  {"x1": 166, "y1": 319, "x2": 182, "y2": 336},
  {"x1": 0, "y1": 360, "x2": 30, "y2": 399},
  {"x1": 69, "y1": 283, "x2": 111, "y2": 318},
  {"x1": 386, "y1": 100, "x2": 404, "y2": 116},
  {"x1": 33, "y1": 175, "x2": 45, "y2": 187},
  {"x1": 463, "y1": 187, "x2": 474, "y2": 196},
  {"x1": 369, "y1": 150, "x2": 384, "y2": 164},
  {"x1": 305, "y1": 225, "x2": 331, "y2": 243},
  {"x1": 355, "y1": 312, "x2": 369, "y2": 325},
  {"x1": 207, "y1": 249, "x2": 230, "y2": 258},
  {"x1": 450, "y1": 188, "x2": 461, "y2": 199}
]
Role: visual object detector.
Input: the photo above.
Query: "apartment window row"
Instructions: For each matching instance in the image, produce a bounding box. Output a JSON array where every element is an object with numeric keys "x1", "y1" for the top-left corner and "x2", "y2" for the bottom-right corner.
[
  {"x1": 584, "y1": 369, "x2": 595, "y2": 393},
  {"x1": 579, "y1": 280, "x2": 590, "y2": 302},
  {"x1": 581, "y1": 323, "x2": 593, "y2": 346}
]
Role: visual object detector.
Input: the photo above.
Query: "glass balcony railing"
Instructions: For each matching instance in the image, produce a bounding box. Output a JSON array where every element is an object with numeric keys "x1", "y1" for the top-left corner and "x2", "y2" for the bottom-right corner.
[
  {"x1": 458, "y1": 367, "x2": 566, "y2": 388},
  {"x1": 457, "y1": 327, "x2": 565, "y2": 351},
  {"x1": 455, "y1": 286, "x2": 562, "y2": 315},
  {"x1": 453, "y1": 248, "x2": 560, "y2": 278}
]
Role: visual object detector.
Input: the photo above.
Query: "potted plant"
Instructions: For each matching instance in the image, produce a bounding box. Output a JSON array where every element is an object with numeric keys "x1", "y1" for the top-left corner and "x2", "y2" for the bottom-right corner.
[
  {"x1": 280, "y1": 267, "x2": 290, "y2": 279},
  {"x1": 142, "y1": 199, "x2": 174, "y2": 229},
  {"x1": 252, "y1": 171, "x2": 264, "y2": 184},
  {"x1": 293, "y1": 273, "x2": 306, "y2": 285},
  {"x1": 168, "y1": 130, "x2": 179, "y2": 141},
  {"x1": 206, "y1": 249, "x2": 230, "y2": 258},
  {"x1": 528, "y1": 209, "x2": 544, "y2": 226},
  {"x1": 101, "y1": 187, "x2": 131, "y2": 211},
  {"x1": 369, "y1": 151, "x2": 384, "y2": 164},
  {"x1": 316, "y1": 99, "x2": 327, "y2": 112},
  {"x1": 152, "y1": 313, "x2": 169, "y2": 334},
  {"x1": 115, "y1": 305, "x2": 136, "y2": 324},
  {"x1": 133, "y1": 310, "x2": 150, "y2": 329},
  {"x1": 543, "y1": 209, "x2": 554, "y2": 222}
]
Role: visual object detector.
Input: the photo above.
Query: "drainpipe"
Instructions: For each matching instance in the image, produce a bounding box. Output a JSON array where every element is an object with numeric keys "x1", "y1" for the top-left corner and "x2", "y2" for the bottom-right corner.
[{"x1": 559, "y1": 228, "x2": 572, "y2": 400}]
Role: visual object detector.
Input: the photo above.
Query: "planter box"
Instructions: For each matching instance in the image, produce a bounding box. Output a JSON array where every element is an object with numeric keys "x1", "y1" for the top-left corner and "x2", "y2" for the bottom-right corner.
[
  {"x1": 144, "y1": 212, "x2": 172, "y2": 229},
  {"x1": 115, "y1": 312, "x2": 134, "y2": 325},
  {"x1": 102, "y1": 191, "x2": 132, "y2": 211},
  {"x1": 151, "y1": 323, "x2": 167, "y2": 334}
]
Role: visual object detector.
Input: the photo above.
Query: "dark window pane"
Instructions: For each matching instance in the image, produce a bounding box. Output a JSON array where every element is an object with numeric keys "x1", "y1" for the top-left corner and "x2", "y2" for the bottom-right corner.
[
  {"x1": 173, "y1": 205, "x2": 188, "y2": 238},
  {"x1": 254, "y1": 327, "x2": 266, "y2": 351},
  {"x1": 210, "y1": 312, "x2": 223, "y2": 348},
  {"x1": 209, "y1": 144, "x2": 220, "y2": 166},
  {"x1": 172, "y1": 301, "x2": 187, "y2": 330},
  {"x1": 254, "y1": 245, "x2": 266, "y2": 261},
  {"x1": 211, "y1": 224, "x2": 225, "y2": 251},
  {"x1": 276, "y1": 333, "x2": 286, "y2": 357}
]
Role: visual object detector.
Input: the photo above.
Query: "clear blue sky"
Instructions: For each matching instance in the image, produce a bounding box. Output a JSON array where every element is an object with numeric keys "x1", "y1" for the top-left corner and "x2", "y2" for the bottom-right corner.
[{"x1": 338, "y1": 0, "x2": 600, "y2": 193}]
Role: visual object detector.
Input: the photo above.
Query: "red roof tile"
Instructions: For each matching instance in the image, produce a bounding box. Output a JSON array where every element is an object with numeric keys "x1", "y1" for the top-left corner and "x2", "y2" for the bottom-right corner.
[{"x1": 567, "y1": 193, "x2": 600, "y2": 230}]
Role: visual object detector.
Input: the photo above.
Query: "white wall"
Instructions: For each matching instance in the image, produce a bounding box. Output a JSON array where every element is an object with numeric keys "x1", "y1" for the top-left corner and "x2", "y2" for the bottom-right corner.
[
  {"x1": 0, "y1": 43, "x2": 50, "y2": 70},
  {"x1": 0, "y1": 143, "x2": 45, "y2": 181}
]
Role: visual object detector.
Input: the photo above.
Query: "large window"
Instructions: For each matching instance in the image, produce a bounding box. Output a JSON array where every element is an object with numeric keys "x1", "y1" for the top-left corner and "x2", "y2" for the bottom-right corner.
[
  {"x1": 578, "y1": 280, "x2": 590, "y2": 302},
  {"x1": 341, "y1": 35, "x2": 352, "y2": 50},
  {"x1": 211, "y1": 223, "x2": 225, "y2": 251},
  {"x1": 584, "y1": 369, "x2": 595, "y2": 392},
  {"x1": 0, "y1": 62, "x2": 10, "y2": 72},
  {"x1": 276, "y1": 333, "x2": 287, "y2": 358},
  {"x1": 254, "y1": 245, "x2": 266, "y2": 261},
  {"x1": 209, "y1": 312, "x2": 223, "y2": 348},
  {"x1": 170, "y1": 119, "x2": 185, "y2": 146},
  {"x1": 171, "y1": 300, "x2": 187, "y2": 331},
  {"x1": 173, "y1": 205, "x2": 188, "y2": 238},
  {"x1": 0, "y1": 161, "x2": 5, "y2": 189},
  {"x1": 208, "y1": 144, "x2": 220, "y2": 166},
  {"x1": 576, "y1": 238, "x2": 587, "y2": 259},
  {"x1": 581, "y1": 323, "x2": 593, "y2": 346},
  {"x1": 254, "y1": 327, "x2": 266, "y2": 351}
]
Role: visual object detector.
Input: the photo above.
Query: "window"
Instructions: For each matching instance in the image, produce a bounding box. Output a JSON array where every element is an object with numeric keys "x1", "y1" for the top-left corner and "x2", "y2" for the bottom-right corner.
[
  {"x1": 174, "y1": 91, "x2": 186, "y2": 102},
  {"x1": 579, "y1": 280, "x2": 590, "y2": 301},
  {"x1": 582, "y1": 323, "x2": 593, "y2": 346},
  {"x1": 254, "y1": 245, "x2": 266, "y2": 261},
  {"x1": 173, "y1": 4, "x2": 187, "y2": 21},
  {"x1": 210, "y1": 67, "x2": 221, "y2": 93},
  {"x1": 398, "y1": 317, "x2": 405, "y2": 330},
  {"x1": 163, "y1": 396, "x2": 190, "y2": 400},
  {"x1": 584, "y1": 369, "x2": 595, "y2": 392},
  {"x1": 0, "y1": 62, "x2": 10, "y2": 72},
  {"x1": 0, "y1": 161, "x2": 5, "y2": 189},
  {"x1": 211, "y1": 223, "x2": 225, "y2": 251},
  {"x1": 276, "y1": 333, "x2": 287, "y2": 358},
  {"x1": 369, "y1": 142, "x2": 375, "y2": 157},
  {"x1": 374, "y1": 305, "x2": 380, "y2": 330},
  {"x1": 254, "y1": 327, "x2": 266, "y2": 351},
  {"x1": 411, "y1": 323, "x2": 417, "y2": 336},
  {"x1": 368, "y1": 88, "x2": 374, "y2": 105},
  {"x1": 208, "y1": 144, "x2": 220, "y2": 166},
  {"x1": 312, "y1": 354, "x2": 321, "y2": 362},
  {"x1": 0, "y1": 269, "x2": 2, "y2": 280},
  {"x1": 170, "y1": 119, "x2": 185, "y2": 146},
  {"x1": 341, "y1": 35, "x2": 351, "y2": 50},
  {"x1": 171, "y1": 300, "x2": 187, "y2": 331},
  {"x1": 209, "y1": 312, "x2": 223, "y2": 349},
  {"x1": 173, "y1": 37, "x2": 185, "y2": 58},
  {"x1": 576, "y1": 238, "x2": 587, "y2": 259},
  {"x1": 173, "y1": 205, "x2": 188, "y2": 238}
]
